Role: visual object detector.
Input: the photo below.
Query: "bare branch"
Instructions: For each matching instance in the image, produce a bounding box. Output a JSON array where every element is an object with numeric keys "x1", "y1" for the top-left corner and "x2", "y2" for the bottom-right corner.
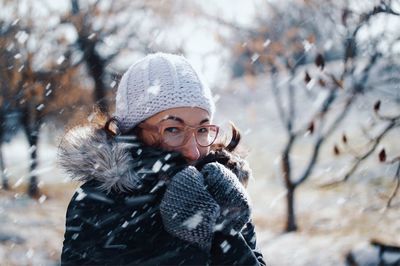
[
  {"x1": 198, "y1": 12, "x2": 257, "y2": 37},
  {"x1": 270, "y1": 71, "x2": 289, "y2": 131},
  {"x1": 323, "y1": 95, "x2": 355, "y2": 138},
  {"x1": 287, "y1": 82, "x2": 296, "y2": 133},
  {"x1": 386, "y1": 161, "x2": 400, "y2": 208},
  {"x1": 323, "y1": 120, "x2": 398, "y2": 187},
  {"x1": 293, "y1": 136, "x2": 324, "y2": 187},
  {"x1": 375, "y1": 110, "x2": 400, "y2": 122},
  {"x1": 282, "y1": 134, "x2": 297, "y2": 189}
]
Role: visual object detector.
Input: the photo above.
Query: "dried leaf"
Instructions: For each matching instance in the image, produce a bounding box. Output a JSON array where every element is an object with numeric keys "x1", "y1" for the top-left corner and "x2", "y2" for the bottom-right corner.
[
  {"x1": 315, "y1": 53, "x2": 325, "y2": 70},
  {"x1": 307, "y1": 121, "x2": 315, "y2": 134},
  {"x1": 342, "y1": 133, "x2": 347, "y2": 144},
  {"x1": 379, "y1": 149, "x2": 386, "y2": 162},
  {"x1": 304, "y1": 71, "x2": 311, "y2": 84},
  {"x1": 333, "y1": 144, "x2": 340, "y2": 156},
  {"x1": 374, "y1": 100, "x2": 381, "y2": 112},
  {"x1": 318, "y1": 78, "x2": 326, "y2": 87}
]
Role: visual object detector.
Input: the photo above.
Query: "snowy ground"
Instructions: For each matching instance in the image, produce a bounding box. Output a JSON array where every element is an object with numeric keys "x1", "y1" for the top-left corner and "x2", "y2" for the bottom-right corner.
[
  {"x1": 0, "y1": 77, "x2": 399, "y2": 265},
  {"x1": 250, "y1": 179, "x2": 400, "y2": 266},
  {"x1": 0, "y1": 175, "x2": 398, "y2": 265},
  {"x1": 0, "y1": 185, "x2": 73, "y2": 265}
]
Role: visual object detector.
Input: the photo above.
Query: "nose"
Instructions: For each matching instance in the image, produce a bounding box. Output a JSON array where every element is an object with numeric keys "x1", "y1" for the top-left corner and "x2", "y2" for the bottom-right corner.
[{"x1": 180, "y1": 135, "x2": 200, "y2": 163}]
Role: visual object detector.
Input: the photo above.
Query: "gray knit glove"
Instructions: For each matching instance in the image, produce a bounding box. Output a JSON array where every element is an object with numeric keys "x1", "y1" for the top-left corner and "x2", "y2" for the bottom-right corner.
[
  {"x1": 159, "y1": 166, "x2": 221, "y2": 252},
  {"x1": 201, "y1": 162, "x2": 251, "y2": 232}
]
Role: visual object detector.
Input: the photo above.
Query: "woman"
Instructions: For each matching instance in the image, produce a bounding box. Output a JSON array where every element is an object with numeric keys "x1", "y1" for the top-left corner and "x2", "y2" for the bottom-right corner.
[{"x1": 59, "y1": 53, "x2": 266, "y2": 265}]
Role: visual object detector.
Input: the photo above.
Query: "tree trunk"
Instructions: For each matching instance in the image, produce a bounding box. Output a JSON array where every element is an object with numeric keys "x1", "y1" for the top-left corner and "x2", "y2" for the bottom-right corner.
[
  {"x1": 26, "y1": 125, "x2": 39, "y2": 197},
  {"x1": 0, "y1": 110, "x2": 8, "y2": 190},
  {"x1": 0, "y1": 145, "x2": 9, "y2": 190},
  {"x1": 92, "y1": 67, "x2": 108, "y2": 113},
  {"x1": 27, "y1": 146, "x2": 39, "y2": 196},
  {"x1": 71, "y1": 0, "x2": 109, "y2": 113},
  {"x1": 77, "y1": 36, "x2": 108, "y2": 113},
  {"x1": 281, "y1": 135, "x2": 298, "y2": 232},
  {"x1": 285, "y1": 185, "x2": 297, "y2": 232},
  {"x1": 21, "y1": 105, "x2": 40, "y2": 197}
]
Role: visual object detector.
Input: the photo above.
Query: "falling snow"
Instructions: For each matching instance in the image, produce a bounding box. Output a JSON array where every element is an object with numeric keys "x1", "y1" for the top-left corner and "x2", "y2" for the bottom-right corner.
[
  {"x1": 182, "y1": 211, "x2": 203, "y2": 230},
  {"x1": 121, "y1": 221, "x2": 129, "y2": 228},
  {"x1": 220, "y1": 240, "x2": 231, "y2": 253},
  {"x1": 88, "y1": 33, "x2": 96, "y2": 39},
  {"x1": 0, "y1": 1, "x2": 398, "y2": 265},
  {"x1": 263, "y1": 39, "x2": 271, "y2": 47},
  {"x1": 75, "y1": 188, "x2": 87, "y2": 201},
  {"x1": 152, "y1": 160, "x2": 163, "y2": 172},
  {"x1": 38, "y1": 195, "x2": 47, "y2": 204},
  {"x1": 36, "y1": 104, "x2": 45, "y2": 111},
  {"x1": 57, "y1": 55, "x2": 65, "y2": 65},
  {"x1": 148, "y1": 85, "x2": 161, "y2": 96},
  {"x1": 15, "y1": 31, "x2": 29, "y2": 44},
  {"x1": 251, "y1": 53, "x2": 260, "y2": 63}
]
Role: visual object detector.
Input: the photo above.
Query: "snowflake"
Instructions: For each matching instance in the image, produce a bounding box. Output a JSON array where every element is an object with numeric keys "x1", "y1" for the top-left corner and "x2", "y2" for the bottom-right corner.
[{"x1": 182, "y1": 211, "x2": 203, "y2": 230}]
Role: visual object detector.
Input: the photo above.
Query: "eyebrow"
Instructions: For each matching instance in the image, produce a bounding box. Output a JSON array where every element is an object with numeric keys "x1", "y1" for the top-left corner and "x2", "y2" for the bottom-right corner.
[{"x1": 160, "y1": 116, "x2": 210, "y2": 125}]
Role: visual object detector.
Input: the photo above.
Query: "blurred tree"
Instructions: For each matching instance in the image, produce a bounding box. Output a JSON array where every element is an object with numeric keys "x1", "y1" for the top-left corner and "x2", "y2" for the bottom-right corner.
[
  {"x1": 213, "y1": 0, "x2": 400, "y2": 231},
  {"x1": 0, "y1": 19, "x2": 19, "y2": 190},
  {"x1": 0, "y1": 0, "x2": 188, "y2": 196},
  {"x1": 0, "y1": 2, "x2": 91, "y2": 196},
  {"x1": 60, "y1": 0, "x2": 182, "y2": 113}
]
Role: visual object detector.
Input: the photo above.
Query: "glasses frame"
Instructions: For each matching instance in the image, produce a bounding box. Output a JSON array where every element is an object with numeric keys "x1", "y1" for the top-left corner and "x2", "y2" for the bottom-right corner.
[{"x1": 139, "y1": 122, "x2": 220, "y2": 148}]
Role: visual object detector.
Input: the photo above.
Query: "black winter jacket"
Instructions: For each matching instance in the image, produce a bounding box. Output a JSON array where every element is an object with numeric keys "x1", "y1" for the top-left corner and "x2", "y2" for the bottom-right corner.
[{"x1": 59, "y1": 127, "x2": 266, "y2": 265}]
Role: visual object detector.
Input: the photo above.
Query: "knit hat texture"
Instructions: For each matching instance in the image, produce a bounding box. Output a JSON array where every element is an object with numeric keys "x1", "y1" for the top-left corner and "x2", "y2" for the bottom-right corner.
[{"x1": 115, "y1": 53, "x2": 215, "y2": 133}]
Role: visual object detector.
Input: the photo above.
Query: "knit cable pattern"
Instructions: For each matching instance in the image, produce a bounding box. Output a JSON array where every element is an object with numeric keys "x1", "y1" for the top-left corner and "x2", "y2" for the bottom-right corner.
[
  {"x1": 115, "y1": 53, "x2": 215, "y2": 132},
  {"x1": 160, "y1": 166, "x2": 220, "y2": 252},
  {"x1": 201, "y1": 162, "x2": 251, "y2": 232}
]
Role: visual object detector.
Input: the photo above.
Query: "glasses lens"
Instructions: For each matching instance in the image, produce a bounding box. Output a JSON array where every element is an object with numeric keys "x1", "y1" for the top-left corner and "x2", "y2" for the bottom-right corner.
[
  {"x1": 196, "y1": 125, "x2": 218, "y2": 147},
  {"x1": 161, "y1": 125, "x2": 219, "y2": 147},
  {"x1": 162, "y1": 126, "x2": 186, "y2": 147}
]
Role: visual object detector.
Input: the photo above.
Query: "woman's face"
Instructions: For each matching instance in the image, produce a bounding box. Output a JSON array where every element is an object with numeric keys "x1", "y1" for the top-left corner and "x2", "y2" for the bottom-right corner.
[{"x1": 138, "y1": 107, "x2": 212, "y2": 164}]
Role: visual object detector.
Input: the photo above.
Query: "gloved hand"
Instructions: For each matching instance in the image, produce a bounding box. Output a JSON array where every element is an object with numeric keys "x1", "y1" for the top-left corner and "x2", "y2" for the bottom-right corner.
[
  {"x1": 200, "y1": 162, "x2": 251, "y2": 232},
  {"x1": 195, "y1": 149, "x2": 251, "y2": 187},
  {"x1": 159, "y1": 166, "x2": 221, "y2": 252}
]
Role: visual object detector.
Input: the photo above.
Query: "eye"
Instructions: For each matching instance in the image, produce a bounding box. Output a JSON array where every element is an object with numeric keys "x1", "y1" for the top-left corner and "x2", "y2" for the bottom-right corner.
[
  {"x1": 164, "y1": 127, "x2": 182, "y2": 134},
  {"x1": 197, "y1": 127, "x2": 209, "y2": 134}
]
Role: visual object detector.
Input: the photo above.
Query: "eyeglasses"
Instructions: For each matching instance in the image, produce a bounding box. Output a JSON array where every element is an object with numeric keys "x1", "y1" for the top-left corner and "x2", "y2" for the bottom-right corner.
[{"x1": 139, "y1": 122, "x2": 219, "y2": 148}]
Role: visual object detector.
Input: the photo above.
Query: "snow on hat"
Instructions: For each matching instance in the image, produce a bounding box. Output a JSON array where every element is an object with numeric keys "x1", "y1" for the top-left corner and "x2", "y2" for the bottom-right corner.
[{"x1": 114, "y1": 52, "x2": 215, "y2": 133}]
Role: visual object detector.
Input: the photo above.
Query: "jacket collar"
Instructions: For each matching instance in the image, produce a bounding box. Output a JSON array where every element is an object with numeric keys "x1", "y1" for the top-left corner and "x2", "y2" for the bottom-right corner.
[{"x1": 58, "y1": 125, "x2": 252, "y2": 193}]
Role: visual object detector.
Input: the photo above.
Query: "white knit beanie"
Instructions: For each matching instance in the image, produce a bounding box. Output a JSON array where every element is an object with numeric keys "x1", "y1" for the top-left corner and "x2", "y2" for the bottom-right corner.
[{"x1": 114, "y1": 53, "x2": 215, "y2": 133}]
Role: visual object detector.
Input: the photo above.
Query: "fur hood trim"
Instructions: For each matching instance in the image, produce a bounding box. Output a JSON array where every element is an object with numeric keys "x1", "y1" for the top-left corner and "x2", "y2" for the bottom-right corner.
[{"x1": 58, "y1": 126, "x2": 143, "y2": 193}]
